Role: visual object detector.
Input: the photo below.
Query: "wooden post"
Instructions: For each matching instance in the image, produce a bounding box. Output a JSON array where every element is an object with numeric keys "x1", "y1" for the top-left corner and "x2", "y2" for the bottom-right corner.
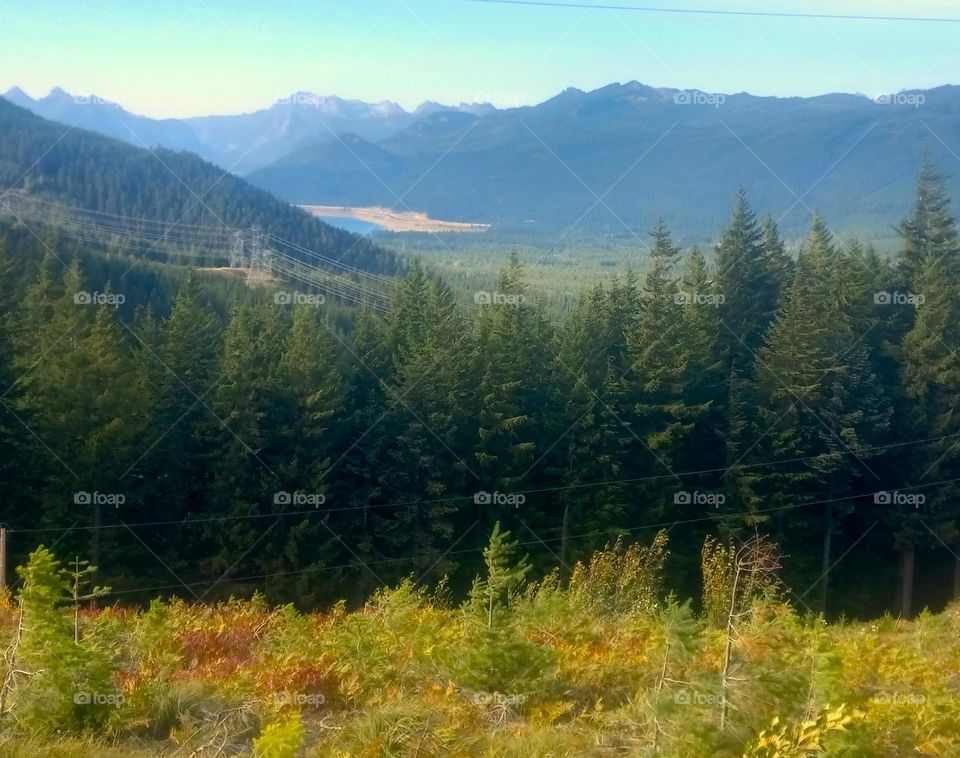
[{"x1": 0, "y1": 526, "x2": 7, "y2": 594}]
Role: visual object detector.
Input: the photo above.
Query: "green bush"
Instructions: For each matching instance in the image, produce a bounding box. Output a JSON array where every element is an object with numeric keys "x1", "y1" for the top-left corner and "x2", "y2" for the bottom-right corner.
[{"x1": 254, "y1": 713, "x2": 305, "y2": 758}]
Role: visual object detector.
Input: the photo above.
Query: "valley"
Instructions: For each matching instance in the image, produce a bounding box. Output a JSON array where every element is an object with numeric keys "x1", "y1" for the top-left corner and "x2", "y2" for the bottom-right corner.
[{"x1": 4, "y1": 3, "x2": 960, "y2": 754}]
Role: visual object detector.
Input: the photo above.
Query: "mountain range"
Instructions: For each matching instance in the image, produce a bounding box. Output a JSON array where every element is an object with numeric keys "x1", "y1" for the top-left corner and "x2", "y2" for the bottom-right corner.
[
  {"x1": 6, "y1": 82, "x2": 960, "y2": 240},
  {"x1": 2, "y1": 87, "x2": 501, "y2": 175},
  {"x1": 248, "y1": 82, "x2": 960, "y2": 241}
]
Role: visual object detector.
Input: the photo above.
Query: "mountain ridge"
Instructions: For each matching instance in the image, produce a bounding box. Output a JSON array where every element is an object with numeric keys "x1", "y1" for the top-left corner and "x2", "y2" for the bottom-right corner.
[
  {"x1": 245, "y1": 81, "x2": 959, "y2": 240},
  {"x1": 6, "y1": 82, "x2": 955, "y2": 240},
  {"x1": 2, "y1": 86, "x2": 515, "y2": 173}
]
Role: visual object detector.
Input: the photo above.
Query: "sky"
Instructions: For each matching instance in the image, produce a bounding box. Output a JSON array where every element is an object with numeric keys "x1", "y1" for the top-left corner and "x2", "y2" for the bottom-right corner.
[{"x1": 2, "y1": 0, "x2": 960, "y2": 118}]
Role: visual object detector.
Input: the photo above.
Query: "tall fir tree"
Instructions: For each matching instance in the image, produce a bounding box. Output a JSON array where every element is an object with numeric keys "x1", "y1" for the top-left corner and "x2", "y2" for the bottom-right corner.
[
  {"x1": 715, "y1": 190, "x2": 774, "y2": 375},
  {"x1": 626, "y1": 220, "x2": 698, "y2": 525},
  {"x1": 897, "y1": 159, "x2": 960, "y2": 287},
  {"x1": 753, "y1": 217, "x2": 890, "y2": 612}
]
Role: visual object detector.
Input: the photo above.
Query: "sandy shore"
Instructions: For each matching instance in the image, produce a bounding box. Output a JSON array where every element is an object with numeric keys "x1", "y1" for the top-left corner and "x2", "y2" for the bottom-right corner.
[{"x1": 300, "y1": 204, "x2": 489, "y2": 233}]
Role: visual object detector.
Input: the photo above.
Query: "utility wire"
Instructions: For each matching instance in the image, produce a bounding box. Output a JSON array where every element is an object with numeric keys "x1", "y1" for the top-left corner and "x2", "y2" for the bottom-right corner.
[
  {"x1": 462, "y1": 0, "x2": 960, "y2": 24},
  {"x1": 10, "y1": 431, "x2": 960, "y2": 536},
  {"x1": 90, "y1": 482, "x2": 941, "y2": 598}
]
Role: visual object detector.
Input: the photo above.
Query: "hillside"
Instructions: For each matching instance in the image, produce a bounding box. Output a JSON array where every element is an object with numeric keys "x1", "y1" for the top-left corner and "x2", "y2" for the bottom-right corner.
[
  {"x1": 1, "y1": 537, "x2": 958, "y2": 757},
  {"x1": 247, "y1": 81, "x2": 960, "y2": 240},
  {"x1": 0, "y1": 97, "x2": 398, "y2": 275}
]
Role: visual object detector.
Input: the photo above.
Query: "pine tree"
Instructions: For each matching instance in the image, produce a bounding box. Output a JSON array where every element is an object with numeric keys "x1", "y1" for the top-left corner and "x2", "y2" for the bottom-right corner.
[
  {"x1": 626, "y1": 221, "x2": 695, "y2": 520},
  {"x1": 470, "y1": 521, "x2": 531, "y2": 628},
  {"x1": 550, "y1": 285, "x2": 634, "y2": 568},
  {"x1": 897, "y1": 159, "x2": 960, "y2": 287},
  {"x1": 128, "y1": 270, "x2": 222, "y2": 584},
  {"x1": 75, "y1": 298, "x2": 144, "y2": 570},
  {"x1": 715, "y1": 190, "x2": 774, "y2": 375},
  {"x1": 474, "y1": 253, "x2": 546, "y2": 496},
  {"x1": 333, "y1": 308, "x2": 391, "y2": 602},
  {"x1": 677, "y1": 247, "x2": 725, "y2": 472},
  {"x1": 270, "y1": 306, "x2": 344, "y2": 603},
  {"x1": 886, "y1": 161, "x2": 960, "y2": 614},
  {"x1": 9, "y1": 547, "x2": 114, "y2": 732},
  {"x1": 376, "y1": 276, "x2": 472, "y2": 584},
  {"x1": 0, "y1": 241, "x2": 30, "y2": 528},
  {"x1": 12, "y1": 262, "x2": 144, "y2": 563},
  {"x1": 453, "y1": 523, "x2": 553, "y2": 699},
  {"x1": 753, "y1": 217, "x2": 890, "y2": 612},
  {"x1": 894, "y1": 253, "x2": 960, "y2": 613},
  {"x1": 761, "y1": 214, "x2": 793, "y2": 294}
]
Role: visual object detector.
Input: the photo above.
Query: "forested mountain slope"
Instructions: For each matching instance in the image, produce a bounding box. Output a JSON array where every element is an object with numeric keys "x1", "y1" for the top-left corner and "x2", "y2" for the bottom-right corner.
[
  {"x1": 0, "y1": 97, "x2": 399, "y2": 274},
  {"x1": 2, "y1": 161, "x2": 959, "y2": 621}
]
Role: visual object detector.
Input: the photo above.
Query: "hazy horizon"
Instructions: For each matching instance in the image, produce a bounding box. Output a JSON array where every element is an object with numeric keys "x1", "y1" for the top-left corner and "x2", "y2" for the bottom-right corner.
[
  {"x1": 5, "y1": 78, "x2": 957, "y2": 120},
  {"x1": 4, "y1": 0, "x2": 960, "y2": 117}
]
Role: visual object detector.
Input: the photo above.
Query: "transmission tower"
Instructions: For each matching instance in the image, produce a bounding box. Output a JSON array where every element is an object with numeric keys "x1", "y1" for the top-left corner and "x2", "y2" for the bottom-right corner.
[
  {"x1": 230, "y1": 230, "x2": 247, "y2": 268},
  {"x1": 247, "y1": 226, "x2": 272, "y2": 282}
]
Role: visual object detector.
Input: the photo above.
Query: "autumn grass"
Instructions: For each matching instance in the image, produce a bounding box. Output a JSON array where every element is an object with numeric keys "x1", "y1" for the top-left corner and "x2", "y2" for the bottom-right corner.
[{"x1": 2, "y1": 535, "x2": 960, "y2": 756}]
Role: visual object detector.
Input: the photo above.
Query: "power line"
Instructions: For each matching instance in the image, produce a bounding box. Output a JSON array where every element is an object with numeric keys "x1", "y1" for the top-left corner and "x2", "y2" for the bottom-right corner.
[
  {"x1": 2, "y1": 194, "x2": 396, "y2": 311},
  {"x1": 9, "y1": 508, "x2": 330, "y2": 534},
  {"x1": 10, "y1": 428, "x2": 960, "y2": 537},
  {"x1": 86, "y1": 478, "x2": 946, "y2": 599},
  {"x1": 462, "y1": 0, "x2": 960, "y2": 23}
]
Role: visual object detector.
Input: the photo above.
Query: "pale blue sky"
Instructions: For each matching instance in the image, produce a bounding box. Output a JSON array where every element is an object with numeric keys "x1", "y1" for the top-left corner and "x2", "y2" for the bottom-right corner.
[{"x1": 3, "y1": 0, "x2": 960, "y2": 117}]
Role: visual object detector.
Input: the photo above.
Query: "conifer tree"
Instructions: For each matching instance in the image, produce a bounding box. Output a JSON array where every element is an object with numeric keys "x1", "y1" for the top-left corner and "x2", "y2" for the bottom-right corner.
[
  {"x1": 550, "y1": 287, "x2": 633, "y2": 567},
  {"x1": 753, "y1": 217, "x2": 890, "y2": 612},
  {"x1": 130, "y1": 271, "x2": 222, "y2": 580},
  {"x1": 271, "y1": 306, "x2": 344, "y2": 602},
  {"x1": 377, "y1": 276, "x2": 472, "y2": 583},
  {"x1": 677, "y1": 247, "x2": 725, "y2": 472},
  {"x1": 885, "y1": 161, "x2": 960, "y2": 613},
  {"x1": 627, "y1": 221, "x2": 695, "y2": 519},
  {"x1": 0, "y1": 242, "x2": 29, "y2": 527},
  {"x1": 454, "y1": 522, "x2": 552, "y2": 698},
  {"x1": 715, "y1": 190, "x2": 773, "y2": 375},
  {"x1": 474, "y1": 253, "x2": 547, "y2": 498},
  {"x1": 897, "y1": 159, "x2": 960, "y2": 287},
  {"x1": 76, "y1": 299, "x2": 144, "y2": 569},
  {"x1": 9, "y1": 547, "x2": 114, "y2": 732},
  {"x1": 895, "y1": 253, "x2": 960, "y2": 612},
  {"x1": 761, "y1": 215, "x2": 793, "y2": 294},
  {"x1": 203, "y1": 300, "x2": 291, "y2": 587}
]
